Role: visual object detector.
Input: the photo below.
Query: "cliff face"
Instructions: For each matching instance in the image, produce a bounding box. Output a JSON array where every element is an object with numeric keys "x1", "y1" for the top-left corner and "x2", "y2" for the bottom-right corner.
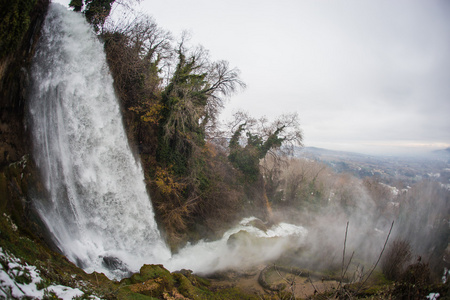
[
  {"x1": 0, "y1": 0, "x2": 51, "y2": 242},
  {"x1": 0, "y1": 0, "x2": 49, "y2": 166}
]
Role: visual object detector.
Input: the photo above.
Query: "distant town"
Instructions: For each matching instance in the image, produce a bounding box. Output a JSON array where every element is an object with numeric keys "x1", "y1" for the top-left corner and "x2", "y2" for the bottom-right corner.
[{"x1": 296, "y1": 147, "x2": 450, "y2": 188}]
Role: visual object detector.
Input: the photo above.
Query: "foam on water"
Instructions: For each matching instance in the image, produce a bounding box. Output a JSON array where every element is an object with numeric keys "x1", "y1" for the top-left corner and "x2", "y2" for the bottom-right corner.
[{"x1": 165, "y1": 217, "x2": 308, "y2": 274}]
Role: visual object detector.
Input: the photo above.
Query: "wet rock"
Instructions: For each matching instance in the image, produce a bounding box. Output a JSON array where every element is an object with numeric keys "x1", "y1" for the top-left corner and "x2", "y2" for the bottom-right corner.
[
  {"x1": 227, "y1": 230, "x2": 252, "y2": 248},
  {"x1": 245, "y1": 218, "x2": 269, "y2": 232},
  {"x1": 101, "y1": 256, "x2": 129, "y2": 273},
  {"x1": 227, "y1": 229, "x2": 278, "y2": 250},
  {"x1": 174, "y1": 269, "x2": 193, "y2": 277}
]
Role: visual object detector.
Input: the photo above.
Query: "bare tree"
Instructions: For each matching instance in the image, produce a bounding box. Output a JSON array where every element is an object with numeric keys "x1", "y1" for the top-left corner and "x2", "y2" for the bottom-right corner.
[
  {"x1": 226, "y1": 111, "x2": 302, "y2": 152},
  {"x1": 103, "y1": 11, "x2": 173, "y2": 63}
]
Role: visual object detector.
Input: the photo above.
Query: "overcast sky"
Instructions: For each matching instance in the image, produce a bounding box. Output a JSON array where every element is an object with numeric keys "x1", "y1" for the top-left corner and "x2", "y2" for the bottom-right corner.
[{"x1": 54, "y1": 0, "x2": 450, "y2": 156}]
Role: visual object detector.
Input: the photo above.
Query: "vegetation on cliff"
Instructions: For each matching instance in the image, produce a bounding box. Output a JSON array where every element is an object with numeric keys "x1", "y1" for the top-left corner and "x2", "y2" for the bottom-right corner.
[
  {"x1": 0, "y1": 0, "x2": 50, "y2": 255},
  {"x1": 0, "y1": 1, "x2": 448, "y2": 299},
  {"x1": 99, "y1": 10, "x2": 304, "y2": 247},
  {"x1": 0, "y1": 0, "x2": 37, "y2": 59},
  {"x1": 96, "y1": 5, "x2": 448, "y2": 298},
  {"x1": 0, "y1": 0, "x2": 49, "y2": 166}
]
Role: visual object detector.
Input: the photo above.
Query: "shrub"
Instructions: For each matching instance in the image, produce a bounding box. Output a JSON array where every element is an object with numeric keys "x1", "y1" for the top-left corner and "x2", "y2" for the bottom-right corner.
[
  {"x1": 391, "y1": 261, "x2": 432, "y2": 299},
  {"x1": 381, "y1": 239, "x2": 412, "y2": 281},
  {"x1": 0, "y1": 0, "x2": 36, "y2": 59}
]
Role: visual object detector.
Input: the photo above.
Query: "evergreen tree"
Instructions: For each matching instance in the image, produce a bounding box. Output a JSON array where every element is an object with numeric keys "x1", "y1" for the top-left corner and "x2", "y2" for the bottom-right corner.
[{"x1": 69, "y1": 0, "x2": 115, "y2": 31}]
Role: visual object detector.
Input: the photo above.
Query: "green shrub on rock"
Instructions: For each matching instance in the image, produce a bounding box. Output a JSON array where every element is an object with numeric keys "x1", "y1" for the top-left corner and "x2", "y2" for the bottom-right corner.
[{"x1": 0, "y1": 0, "x2": 36, "y2": 59}]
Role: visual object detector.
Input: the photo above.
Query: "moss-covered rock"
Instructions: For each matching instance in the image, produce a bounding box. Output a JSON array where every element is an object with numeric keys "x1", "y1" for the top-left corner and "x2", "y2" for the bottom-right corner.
[
  {"x1": 117, "y1": 286, "x2": 160, "y2": 300},
  {"x1": 118, "y1": 265, "x2": 205, "y2": 300},
  {"x1": 0, "y1": 155, "x2": 54, "y2": 248},
  {"x1": 0, "y1": 0, "x2": 49, "y2": 168},
  {"x1": 0, "y1": 0, "x2": 36, "y2": 59}
]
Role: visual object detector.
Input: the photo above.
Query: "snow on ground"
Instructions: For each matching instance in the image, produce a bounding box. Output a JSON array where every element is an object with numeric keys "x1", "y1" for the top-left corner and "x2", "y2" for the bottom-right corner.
[
  {"x1": 380, "y1": 182, "x2": 400, "y2": 196},
  {"x1": 0, "y1": 247, "x2": 100, "y2": 299},
  {"x1": 427, "y1": 293, "x2": 440, "y2": 300}
]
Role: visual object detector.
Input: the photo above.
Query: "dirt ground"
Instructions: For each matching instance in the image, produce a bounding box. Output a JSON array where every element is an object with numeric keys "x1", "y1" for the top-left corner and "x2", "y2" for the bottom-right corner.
[{"x1": 206, "y1": 265, "x2": 339, "y2": 298}]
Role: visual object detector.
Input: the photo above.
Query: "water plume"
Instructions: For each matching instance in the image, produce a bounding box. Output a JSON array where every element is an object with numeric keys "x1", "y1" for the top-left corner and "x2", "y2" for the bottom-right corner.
[
  {"x1": 166, "y1": 217, "x2": 308, "y2": 274},
  {"x1": 28, "y1": 3, "x2": 170, "y2": 278}
]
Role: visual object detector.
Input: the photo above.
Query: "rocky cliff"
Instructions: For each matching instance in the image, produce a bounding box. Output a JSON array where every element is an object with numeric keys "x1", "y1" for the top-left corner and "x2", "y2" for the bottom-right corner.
[{"x1": 0, "y1": 0, "x2": 51, "y2": 243}]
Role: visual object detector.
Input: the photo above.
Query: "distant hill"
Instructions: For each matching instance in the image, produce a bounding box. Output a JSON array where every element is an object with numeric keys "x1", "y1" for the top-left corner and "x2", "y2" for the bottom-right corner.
[
  {"x1": 432, "y1": 147, "x2": 450, "y2": 159},
  {"x1": 294, "y1": 146, "x2": 450, "y2": 185},
  {"x1": 295, "y1": 146, "x2": 377, "y2": 160}
]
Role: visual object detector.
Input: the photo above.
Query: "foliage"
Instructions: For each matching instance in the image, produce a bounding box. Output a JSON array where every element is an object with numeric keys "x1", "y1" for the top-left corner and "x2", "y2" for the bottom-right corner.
[
  {"x1": 157, "y1": 41, "x2": 244, "y2": 173},
  {"x1": 228, "y1": 112, "x2": 303, "y2": 183},
  {"x1": 139, "y1": 38, "x2": 245, "y2": 243},
  {"x1": 130, "y1": 102, "x2": 164, "y2": 125},
  {"x1": 394, "y1": 181, "x2": 450, "y2": 279},
  {"x1": 390, "y1": 261, "x2": 434, "y2": 299},
  {"x1": 0, "y1": 216, "x2": 261, "y2": 300},
  {"x1": 228, "y1": 123, "x2": 262, "y2": 182},
  {"x1": 381, "y1": 239, "x2": 412, "y2": 281},
  {"x1": 152, "y1": 143, "x2": 244, "y2": 246},
  {"x1": 102, "y1": 13, "x2": 171, "y2": 180},
  {"x1": 101, "y1": 4, "x2": 305, "y2": 245},
  {"x1": 154, "y1": 166, "x2": 185, "y2": 197},
  {"x1": 12, "y1": 266, "x2": 33, "y2": 284},
  {"x1": 69, "y1": 0, "x2": 115, "y2": 31},
  {"x1": 0, "y1": 213, "x2": 115, "y2": 299},
  {"x1": 116, "y1": 264, "x2": 263, "y2": 300},
  {"x1": 261, "y1": 156, "x2": 329, "y2": 209},
  {"x1": 363, "y1": 176, "x2": 397, "y2": 219},
  {"x1": 0, "y1": 0, "x2": 36, "y2": 59},
  {"x1": 155, "y1": 45, "x2": 208, "y2": 178},
  {"x1": 102, "y1": 14, "x2": 171, "y2": 110},
  {"x1": 68, "y1": 0, "x2": 83, "y2": 11}
]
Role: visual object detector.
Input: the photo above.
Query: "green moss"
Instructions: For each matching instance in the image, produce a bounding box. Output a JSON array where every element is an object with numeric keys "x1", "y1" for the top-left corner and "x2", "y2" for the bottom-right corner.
[
  {"x1": 117, "y1": 287, "x2": 158, "y2": 300},
  {"x1": 173, "y1": 272, "x2": 197, "y2": 298},
  {"x1": 36, "y1": 278, "x2": 51, "y2": 290},
  {"x1": 0, "y1": 214, "x2": 119, "y2": 298},
  {"x1": 0, "y1": 212, "x2": 49, "y2": 264},
  {"x1": 0, "y1": 0, "x2": 37, "y2": 59},
  {"x1": 372, "y1": 271, "x2": 392, "y2": 286},
  {"x1": 140, "y1": 264, "x2": 171, "y2": 281},
  {"x1": 0, "y1": 210, "x2": 272, "y2": 300},
  {"x1": 12, "y1": 267, "x2": 33, "y2": 284},
  {"x1": 130, "y1": 264, "x2": 172, "y2": 284},
  {"x1": 0, "y1": 173, "x2": 8, "y2": 210},
  {"x1": 206, "y1": 287, "x2": 262, "y2": 300},
  {"x1": 42, "y1": 290, "x2": 61, "y2": 299}
]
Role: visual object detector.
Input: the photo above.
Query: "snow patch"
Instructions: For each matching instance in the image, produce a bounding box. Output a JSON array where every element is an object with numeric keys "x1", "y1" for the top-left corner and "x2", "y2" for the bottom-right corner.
[
  {"x1": 0, "y1": 247, "x2": 100, "y2": 299},
  {"x1": 427, "y1": 293, "x2": 440, "y2": 300}
]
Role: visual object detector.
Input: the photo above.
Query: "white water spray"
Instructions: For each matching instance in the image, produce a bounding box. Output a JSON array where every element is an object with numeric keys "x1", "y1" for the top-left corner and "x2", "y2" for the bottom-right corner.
[
  {"x1": 28, "y1": 3, "x2": 170, "y2": 278},
  {"x1": 167, "y1": 217, "x2": 308, "y2": 274},
  {"x1": 28, "y1": 3, "x2": 308, "y2": 279}
]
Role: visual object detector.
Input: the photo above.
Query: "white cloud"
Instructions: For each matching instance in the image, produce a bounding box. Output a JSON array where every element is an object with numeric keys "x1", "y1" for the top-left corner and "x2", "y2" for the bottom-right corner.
[{"x1": 57, "y1": 0, "x2": 450, "y2": 155}]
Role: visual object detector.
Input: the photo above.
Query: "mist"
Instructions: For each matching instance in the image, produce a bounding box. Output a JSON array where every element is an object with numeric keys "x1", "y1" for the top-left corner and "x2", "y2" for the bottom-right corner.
[
  {"x1": 165, "y1": 218, "x2": 307, "y2": 274},
  {"x1": 160, "y1": 155, "x2": 449, "y2": 284}
]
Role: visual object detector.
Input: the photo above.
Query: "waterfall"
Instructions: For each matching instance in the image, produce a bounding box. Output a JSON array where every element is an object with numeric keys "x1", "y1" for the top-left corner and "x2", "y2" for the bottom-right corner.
[
  {"x1": 28, "y1": 3, "x2": 170, "y2": 278},
  {"x1": 28, "y1": 3, "x2": 309, "y2": 279}
]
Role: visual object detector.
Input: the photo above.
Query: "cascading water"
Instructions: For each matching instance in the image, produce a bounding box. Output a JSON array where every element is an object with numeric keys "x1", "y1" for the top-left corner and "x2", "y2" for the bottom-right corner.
[
  {"x1": 28, "y1": 3, "x2": 170, "y2": 278},
  {"x1": 166, "y1": 217, "x2": 308, "y2": 274},
  {"x1": 28, "y1": 3, "x2": 308, "y2": 279}
]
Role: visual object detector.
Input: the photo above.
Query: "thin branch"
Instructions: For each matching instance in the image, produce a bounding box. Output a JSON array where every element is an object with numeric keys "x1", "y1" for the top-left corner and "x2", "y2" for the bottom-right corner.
[
  {"x1": 307, "y1": 273, "x2": 319, "y2": 296},
  {"x1": 342, "y1": 251, "x2": 355, "y2": 281},
  {"x1": 339, "y1": 221, "x2": 349, "y2": 288},
  {"x1": 355, "y1": 220, "x2": 394, "y2": 294}
]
